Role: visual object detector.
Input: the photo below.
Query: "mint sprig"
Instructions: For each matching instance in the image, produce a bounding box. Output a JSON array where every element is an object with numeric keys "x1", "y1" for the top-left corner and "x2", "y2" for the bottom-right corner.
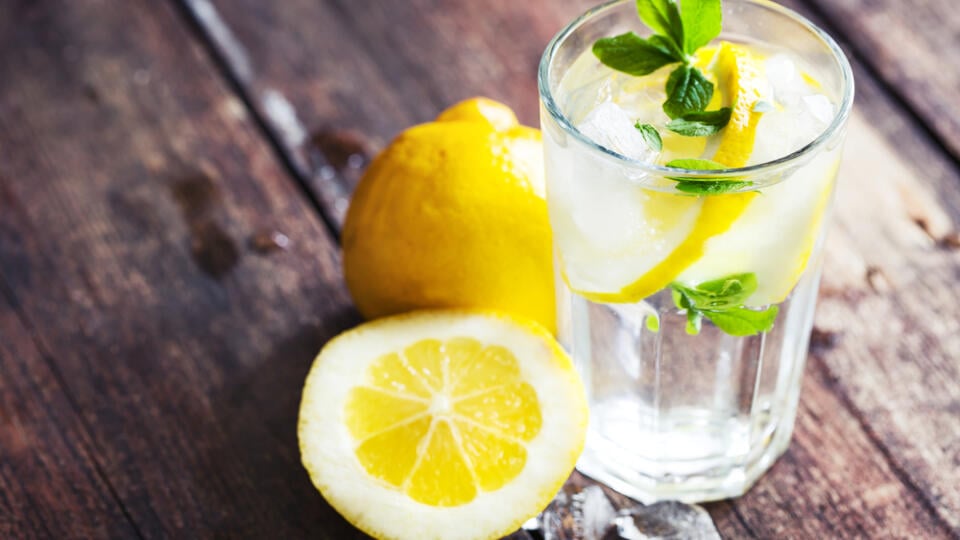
[
  {"x1": 670, "y1": 273, "x2": 779, "y2": 336},
  {"x1": 593, "y1": 0, "x2": 728, "y2": 135},
  {"x1": 665, "y1": 158, "x2": 752, "y2": 195}
]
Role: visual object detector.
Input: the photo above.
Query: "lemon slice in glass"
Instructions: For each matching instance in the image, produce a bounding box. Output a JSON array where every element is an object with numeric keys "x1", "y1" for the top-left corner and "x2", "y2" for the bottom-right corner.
[
  {"x1": 677, "y1": 44, "x2": 839, "y2": 305},
  {"x1": 557, "y1": 42, "x2": 763, "y2": 303}
]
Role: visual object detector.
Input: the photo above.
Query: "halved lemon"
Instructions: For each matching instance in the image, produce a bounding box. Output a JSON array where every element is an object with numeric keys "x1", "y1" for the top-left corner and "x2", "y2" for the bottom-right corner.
[{"x1": 298, "y1": 311, "x2": 587, "y2": 540}]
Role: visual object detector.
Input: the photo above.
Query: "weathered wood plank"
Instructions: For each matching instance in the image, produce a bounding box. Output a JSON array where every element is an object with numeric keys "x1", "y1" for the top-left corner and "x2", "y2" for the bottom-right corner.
[
  {"x1": 800, "y1": 0, "x2": 960, "y2": 162},
  {"x1": 710, "y1": 356, "x2": 955, "y2": 539},
  {"x1": 778, "y1": 0, "x2": 960, "y2": 226},
  {"x1": 179, "y1": 0, "x2": 960, "y2": 537},
  {"x1": 0, "y1": 291, "x2": 139, "y2": 539},
  {"x1": 0, "y1": 0, "x2": 366, "y2": 537},
  {"x1": 807, "y1": 115, "x2": 960, "y2": 534},
  {"x1": 178, "y1": 0, "x2": 560, "y2": 227},
  {"x1": 777, "y1": 1, "x2": 960, "y2": 533}
]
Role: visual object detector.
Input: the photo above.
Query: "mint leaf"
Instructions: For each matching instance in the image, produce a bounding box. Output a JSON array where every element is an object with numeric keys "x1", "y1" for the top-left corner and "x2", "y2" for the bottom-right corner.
[
  {"x1": 635, "y1": 0, "x2": 684, "y2": 51},
  {"x1": 664, "y1": 65, "x2": 713, "y2": 118},
  {"x1": 671, "y1": 288, "x2": 704, "y2": 334},
  {"x1": 696, "y1": 272, "x2": 757, "y2": 296},
  {"x1": 665, "y1": 107, "x2": 731, "y2": 136},
  {"x1": 593, "y1": 33, "x2": 679, "y2": 76},
  {"x1": 645, "y1": 314, "x2": 660, "y2": 333},
  {"x1": 648, "y1": 35, "x2": 686, "y2": 62},
  {"x1": 666, "y1": 158, "x2": 728, "y2": 170},
  {"x1": 679, "y1": 273, "x2": 756, "y2": 308},
  {"x1": 671, "y1": 287, "x2": 689, "y2": 310},
  {"x1": 675, "y1": 180, "x2": 752, "y2": 195},
  {"x1": 703, "y1": 305, "x2": 779, "y2": 336},
  {"x1": 666, "y1": 158, "x2": 752, "y2": 194},
  {"x1": 680, "y1": 0, "x2": 722, "y2": 54},
  {"x1": 634, "y1": 122, "x2": 663, "y2": 151},
  {"x1": 686, "y1": 309, "x2": 703, "y2": 334},
  {"x1": 670, "y1": 273, "x2": 778, "y2": 337}
]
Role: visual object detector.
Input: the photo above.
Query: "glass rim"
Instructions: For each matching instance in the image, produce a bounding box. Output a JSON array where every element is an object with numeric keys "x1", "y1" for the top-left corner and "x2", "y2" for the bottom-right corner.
[{"x1": 537, "y1": 0, "x2": 855, "y2": 178}]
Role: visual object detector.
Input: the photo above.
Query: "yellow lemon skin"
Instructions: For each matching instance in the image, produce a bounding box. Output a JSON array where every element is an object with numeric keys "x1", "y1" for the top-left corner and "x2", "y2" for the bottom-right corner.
[
  {"x1": 298, "y1": 309, "x2": 588, "y2": 540},
  {"x1": 435, "y1": 96, "x2": 520, "y2": 130},
  {"x1": 342, "y1": 100, "x2": 555, "y2": 332}
]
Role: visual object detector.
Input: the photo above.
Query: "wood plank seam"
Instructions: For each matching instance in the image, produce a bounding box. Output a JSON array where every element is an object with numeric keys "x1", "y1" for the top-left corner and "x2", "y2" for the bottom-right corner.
[
  {"x1": 807, "y1": 351, "x2": 958, "y2": 537},
  {"x1": 728, "y1": 503, "x2": 760, "y2": 538},
  {"x1": 797, "y1": 0, "x2": 960, "y2": 169},
  {"x1": 0, "y1": 273, "x2": 148, "y2": 540},
  {"x1": 166, "y1": 0, "x2": 344, "y2": 241}
]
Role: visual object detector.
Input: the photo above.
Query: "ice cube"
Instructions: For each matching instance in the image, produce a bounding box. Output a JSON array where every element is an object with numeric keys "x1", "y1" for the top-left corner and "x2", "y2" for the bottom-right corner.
[
  {"x1": 577, "y1": 102, "x2": 659, "y2": 163},
  {"x1": 752, "y1": 94, "x2": 833, "y2": 164},
  {"x1": 539, "y1": 474, "x2": 722, "y2": 540},
  {"x1": 752, "y1": 107, "x2": 799, "y2": 163},
  {"x1": 766, "y1": 54, "x2": 798, "y2": 87},
  {"x1": 542, "y1": 483, "x2": 616, "y2": 540},
  {"x1": 802, "y1": 94, "x2": 834, "y2": 126},
  {"x1": 765, "y1": 54, "x2": 801, "y2": 108},
  {"x1": 614, "y1": 502, "x2": 722, "y2": 540}
]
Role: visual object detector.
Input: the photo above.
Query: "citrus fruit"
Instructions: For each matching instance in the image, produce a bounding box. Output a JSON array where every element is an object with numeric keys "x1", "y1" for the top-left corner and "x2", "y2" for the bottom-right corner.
[
  {"x1": 556, "y1": 42, "x2": 763, "y2": 303},
  {"x1": 435, "y1": 96, "x2": 519, "y2": 131},
  {"x1": 298, "y1": 310, "x2": 588, "y2": 540},
  {"x1": 342, "y1": 98, "x2": 555, "y2": 331},
  {"x1": 712, "y1": 41, "x2": 766, "y2": 167},
  {"x1": 676, "y1": 45, "x2": 839, "y2": 305}
]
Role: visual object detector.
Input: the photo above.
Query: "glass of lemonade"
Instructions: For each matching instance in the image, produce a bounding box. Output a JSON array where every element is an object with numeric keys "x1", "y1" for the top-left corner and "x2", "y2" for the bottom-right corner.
[{"x1": 538, "y1": 0, "x2": 853, "y2": 502}]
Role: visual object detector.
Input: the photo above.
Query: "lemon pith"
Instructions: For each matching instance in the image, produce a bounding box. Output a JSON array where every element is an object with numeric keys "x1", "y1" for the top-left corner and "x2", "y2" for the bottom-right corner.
[{"x1": 298, "y1": 311, "x2": 588, "y2": 540}]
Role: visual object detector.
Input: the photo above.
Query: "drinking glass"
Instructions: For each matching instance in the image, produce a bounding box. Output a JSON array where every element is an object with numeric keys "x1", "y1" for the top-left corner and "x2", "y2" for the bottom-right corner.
[{"x1": 538, "y1": 0, "x2": 854, "y2": 503}]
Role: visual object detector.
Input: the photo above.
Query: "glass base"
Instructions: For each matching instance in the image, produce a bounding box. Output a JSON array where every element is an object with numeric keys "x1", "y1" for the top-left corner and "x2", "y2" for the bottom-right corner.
[
  {"x1": 556, "y1": 258, "x2": 824, "y2": 504},
  {"x1": 576, "y1": 403, "x2": 796, "y2": 503}
]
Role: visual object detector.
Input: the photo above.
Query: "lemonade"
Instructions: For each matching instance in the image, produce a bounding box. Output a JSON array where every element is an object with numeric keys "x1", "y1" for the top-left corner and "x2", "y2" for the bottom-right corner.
[{"x1": 539, "y1": 0, "x2": 853, "y2": 502}]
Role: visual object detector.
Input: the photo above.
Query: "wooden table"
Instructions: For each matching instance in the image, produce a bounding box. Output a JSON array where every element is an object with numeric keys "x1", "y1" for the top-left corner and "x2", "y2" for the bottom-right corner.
[{"x1": 1, "y1": 0, "x2": 958, "y2": 538}]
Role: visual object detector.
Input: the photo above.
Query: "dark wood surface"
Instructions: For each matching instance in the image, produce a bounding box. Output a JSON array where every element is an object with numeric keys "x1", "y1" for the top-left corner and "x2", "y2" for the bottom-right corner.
[{"x1": 1, "y1": 0, "x2": 958, "y2": 538}]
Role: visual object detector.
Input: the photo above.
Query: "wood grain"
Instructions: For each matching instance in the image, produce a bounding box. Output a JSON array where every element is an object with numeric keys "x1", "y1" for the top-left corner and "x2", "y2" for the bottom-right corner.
[
  {"x1": 0, "y1": 293, "x2": 139, "y2": 539},
  {"x1": 777, "y1": 0, "x2": 960, "y2": 226},
  {"x1": 180, "y1": 0, "x2": 960, "y2": 538},
  {"x1": 801, "y1": 0, "x2": 960, "y2": 163},
  {"x1": 0, "y1": 0, "x2": 364, "y2": 537},
  {"x1": 710, "y1": 359, "x2": 955, "y2": 539},
  {"x1": 178, "y1": 0, "x2": 567, "y2": 227},
  {"x1": 2, "y1": 0, "x2": 958, "y2": 537}
]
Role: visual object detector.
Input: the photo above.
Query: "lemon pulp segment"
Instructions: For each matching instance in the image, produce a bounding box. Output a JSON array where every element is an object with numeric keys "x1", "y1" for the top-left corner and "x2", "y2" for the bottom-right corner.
[{"x1": 345, "y1": 337, "x2": 541, "y2": 507}]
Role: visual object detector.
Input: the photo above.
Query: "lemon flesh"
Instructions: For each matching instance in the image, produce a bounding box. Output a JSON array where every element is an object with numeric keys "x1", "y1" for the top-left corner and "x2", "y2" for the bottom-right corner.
[
  {"x1": 299, "y1": 311, "x2": 587, "y2": 540},
  {"x1": 346, "y1": 337, "x2": 541, "y2": 506}
]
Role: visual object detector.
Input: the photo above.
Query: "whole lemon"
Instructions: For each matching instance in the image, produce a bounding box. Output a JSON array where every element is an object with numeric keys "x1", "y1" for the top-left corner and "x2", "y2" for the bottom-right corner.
[{"x1": 342, "y1": 98, "x2": 555, "y2": 331}]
